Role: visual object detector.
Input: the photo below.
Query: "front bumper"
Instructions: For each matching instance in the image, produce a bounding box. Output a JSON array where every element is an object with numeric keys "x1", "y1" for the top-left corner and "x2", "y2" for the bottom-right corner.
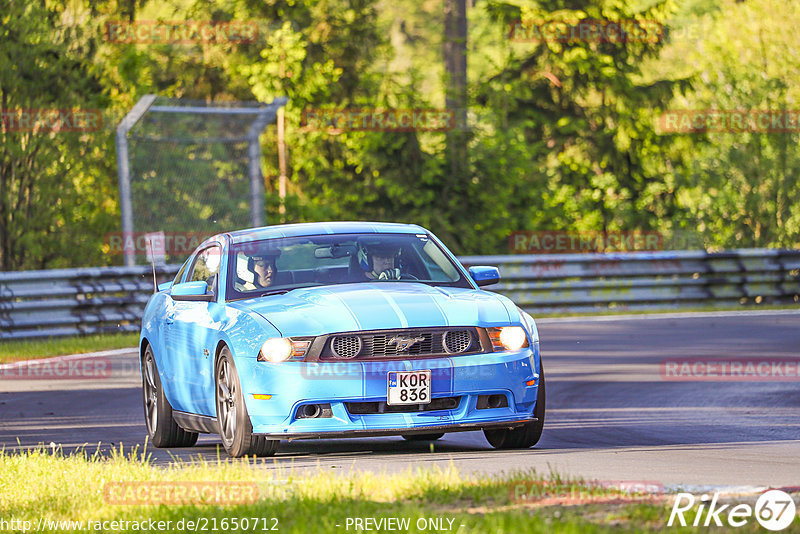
[
  {"x1": 255, "y1": 418, "x2": 538, "y2": 440},
  {"x1": 235, "y1": 348, "x2": 541, "y2": 437}
]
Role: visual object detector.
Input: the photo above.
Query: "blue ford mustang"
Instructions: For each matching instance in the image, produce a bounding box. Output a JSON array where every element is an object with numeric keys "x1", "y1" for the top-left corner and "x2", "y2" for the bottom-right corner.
[{"x1": 139, "y1": 222, "x2": 545, "y2": 457}]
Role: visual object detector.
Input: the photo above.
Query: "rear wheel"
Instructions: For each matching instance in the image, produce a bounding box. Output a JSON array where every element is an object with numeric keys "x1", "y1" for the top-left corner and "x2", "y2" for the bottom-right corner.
[
  {"x1": 484, "y1": 364, "x2": 546, "y2": 449},
  {"x1": 215, "y1": 347, "x2": 279, "y2": 458},
  {"x1": 402, "y1": 433, "x2": 444, "y2": 442},
  {"x1": 141, "y1": 345, "x2": 198, "y2": 448}
]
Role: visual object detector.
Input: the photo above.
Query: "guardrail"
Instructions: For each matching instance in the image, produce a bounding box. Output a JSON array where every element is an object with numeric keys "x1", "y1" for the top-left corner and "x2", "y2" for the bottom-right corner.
[
  {"x1": 1, "y1": 249, "x2": 799, "y2": 340},
  {"x1": 0, "y1": 265, "x2": 180, "y2": 340},
  {"x1": 462, "y1": 249, "x2": 800, "y2": 314}
]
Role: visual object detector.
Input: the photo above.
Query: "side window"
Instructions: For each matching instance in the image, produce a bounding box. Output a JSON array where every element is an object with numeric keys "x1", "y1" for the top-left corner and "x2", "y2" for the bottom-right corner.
[
  {"x1": 189, "y1": 246, "x2": 222, "y2": 294},
  {"x1": 173, "y1": 259, "x2": 190, "y2": 285}
]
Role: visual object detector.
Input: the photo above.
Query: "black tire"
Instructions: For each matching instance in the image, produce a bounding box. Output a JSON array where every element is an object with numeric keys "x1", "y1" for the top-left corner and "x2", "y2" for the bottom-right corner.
[
  {"x1": 141, "y1": 344, "x2": 198, "y2": 448},
  {"x1": 402, "y1": 433, "x2": 445, "y2": 442},
  {"x1": 215, "y1": 346, "x2": 279, "y2": 458},
  {"x1": 484, "y1": 363, "x2": 546, "y2": 449}
]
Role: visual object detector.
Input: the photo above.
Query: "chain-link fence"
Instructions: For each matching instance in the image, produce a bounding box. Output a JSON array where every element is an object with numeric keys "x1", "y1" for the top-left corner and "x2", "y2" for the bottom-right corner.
[{"x1": 115, "y1": 95, "x2": 287, "y2": 265}]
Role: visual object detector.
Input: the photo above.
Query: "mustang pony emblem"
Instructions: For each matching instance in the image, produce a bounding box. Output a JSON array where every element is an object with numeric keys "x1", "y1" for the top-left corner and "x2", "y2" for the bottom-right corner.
[{"x1": 387, "y1": 335, "x2": 425, "y2": 351}]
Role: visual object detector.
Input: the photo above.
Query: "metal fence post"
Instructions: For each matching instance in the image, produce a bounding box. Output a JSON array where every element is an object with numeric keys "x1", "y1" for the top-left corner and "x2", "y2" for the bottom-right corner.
[
  {"x1": 248, "y1": 135, "x2": 264, "y2": 227},
  {"x1": 115, "y1": 95, "x2": 157, "y2": 267}
]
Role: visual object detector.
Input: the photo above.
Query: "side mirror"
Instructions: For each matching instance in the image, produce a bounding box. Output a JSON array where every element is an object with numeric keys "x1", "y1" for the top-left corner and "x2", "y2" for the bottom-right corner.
[
  {"x1": 468, "y1": 266, "x2": 500, "y2": 287},
  {"x1": 171, "y1": 281, "x2": 214, "y2": 302}
]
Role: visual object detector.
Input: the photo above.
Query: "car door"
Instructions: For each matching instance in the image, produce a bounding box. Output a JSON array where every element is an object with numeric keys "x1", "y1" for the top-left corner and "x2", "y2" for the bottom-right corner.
[{"x1": 164, "y1": 244, "x2": 223, "y2": 416}]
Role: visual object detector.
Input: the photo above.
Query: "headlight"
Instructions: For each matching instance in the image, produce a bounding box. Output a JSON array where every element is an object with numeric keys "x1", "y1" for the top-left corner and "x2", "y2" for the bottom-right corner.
[
  {"x1": 259, "y1": 338, "x2": 292, "y2": 362},
  {"x1": 487, "y1": 326, "x2": 529, "y2": 352},
  {"x1": 258, "y1": 337, "x2": 312, "y2": 362}
]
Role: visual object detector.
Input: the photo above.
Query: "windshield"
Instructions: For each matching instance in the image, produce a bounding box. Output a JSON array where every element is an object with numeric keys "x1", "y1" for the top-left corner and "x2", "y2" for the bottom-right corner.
[{"x1": 226, "y1": 233, "x2": 471, "y2": 300}]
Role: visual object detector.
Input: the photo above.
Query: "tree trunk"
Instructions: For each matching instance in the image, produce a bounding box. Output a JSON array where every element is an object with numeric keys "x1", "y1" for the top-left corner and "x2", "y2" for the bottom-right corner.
[{"x1": 443, "y1": 0, "x2": 468, "y2": 184}]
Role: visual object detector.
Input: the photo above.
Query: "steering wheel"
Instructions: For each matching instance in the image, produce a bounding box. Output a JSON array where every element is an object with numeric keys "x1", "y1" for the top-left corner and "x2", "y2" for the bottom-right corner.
[{"x1": 400, "y1": 273, "x2": 419, "y2": 281}]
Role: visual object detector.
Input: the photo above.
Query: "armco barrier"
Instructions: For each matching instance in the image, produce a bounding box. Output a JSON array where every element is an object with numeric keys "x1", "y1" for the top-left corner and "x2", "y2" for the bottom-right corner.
[
  {"x1": 1, "y1": 249, "x2": 799, "y2": 340},
  {"x1": 461, "y1": 249, "x2": 800, "y2": 314},
  {"x1": 0, "y1": 265, "x2": 180, "y2": 340}
]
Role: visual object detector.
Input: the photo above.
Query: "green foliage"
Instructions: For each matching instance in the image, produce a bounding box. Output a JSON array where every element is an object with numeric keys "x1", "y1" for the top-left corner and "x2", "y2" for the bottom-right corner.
[
  {"x1": 0, "y1": 0, "x2": 116, "y2": 269},
  {"x1": 653, "y1": 0, "x2": 800, "y2": 249},
  {"x1": 3, "y1": 0, "x2": 799, "y2": 270},
  {"x1": 466, "y1": 0, "x2": 696, "y2": 252}
]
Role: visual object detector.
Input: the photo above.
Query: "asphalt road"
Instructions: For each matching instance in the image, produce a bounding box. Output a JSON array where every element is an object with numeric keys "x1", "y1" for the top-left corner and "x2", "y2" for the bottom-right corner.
[{"x1": 2, "y1": 310, "x2": 799, "y2": 488}]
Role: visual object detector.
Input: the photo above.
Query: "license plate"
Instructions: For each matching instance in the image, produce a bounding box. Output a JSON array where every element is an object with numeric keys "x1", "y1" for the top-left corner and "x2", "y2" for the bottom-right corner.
[{"x1": 387, "y1": 370, "x2": 431, "y2": 405}]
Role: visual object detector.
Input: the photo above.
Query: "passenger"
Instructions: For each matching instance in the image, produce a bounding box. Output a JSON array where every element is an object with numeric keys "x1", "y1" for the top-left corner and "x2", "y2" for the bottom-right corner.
[{"x1": 244, "y1": 251, "x2": 281, "y2": 289}]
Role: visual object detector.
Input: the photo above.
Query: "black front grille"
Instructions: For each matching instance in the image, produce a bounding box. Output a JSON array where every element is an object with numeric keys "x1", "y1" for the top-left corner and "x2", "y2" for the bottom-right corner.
[
  {"x1": 368, "y1": 331, "x2": 435, "y2": 356},
  {"x1": 444, "y1": 330, "x2": 472, "y2": 353},
  {"x1": 346, "y1": 396, "x2": 461, "y2": 414},
  {"x1": 318, "y1": 327, "x2": 484, "y2": 360},
  {"x1": 331, "y1": 335, "x2": 362, "y2": 358}
]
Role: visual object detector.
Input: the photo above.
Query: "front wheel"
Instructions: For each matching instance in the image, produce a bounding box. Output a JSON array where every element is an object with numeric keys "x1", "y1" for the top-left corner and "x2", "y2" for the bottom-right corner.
[
  {"x1": 215, "y1": 347, "x2": 279, "y2": 458},
  {"x1": 484, "y1": 364, "x2": 546, "y2": 449},
  {"x1": 141, "y1": 345, "x2": 198, "y2": 448}
]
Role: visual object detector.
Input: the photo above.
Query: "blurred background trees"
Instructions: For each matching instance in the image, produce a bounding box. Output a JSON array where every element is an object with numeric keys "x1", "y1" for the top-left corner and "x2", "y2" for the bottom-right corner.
[{"x1": 1, "y1": 0, "x2": 798, "y2": 269}]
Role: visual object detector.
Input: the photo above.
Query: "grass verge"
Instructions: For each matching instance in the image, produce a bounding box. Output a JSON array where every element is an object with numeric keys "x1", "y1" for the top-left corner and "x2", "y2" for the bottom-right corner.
[
  {"x1": 0, "y1": 333, "x2": 140, "y2": 363},
  {"x1": 1, "y1": 445, "x2": 796, "y2": 533}
]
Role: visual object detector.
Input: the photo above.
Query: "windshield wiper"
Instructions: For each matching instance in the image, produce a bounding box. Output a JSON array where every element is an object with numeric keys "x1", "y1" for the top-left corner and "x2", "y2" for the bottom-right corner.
[
  {"x1": 259, "y1": 289, "x2": 291, "y2": 296},
  {"x1": 258, "y1": 283, "x2": 324, "y2": 296}
]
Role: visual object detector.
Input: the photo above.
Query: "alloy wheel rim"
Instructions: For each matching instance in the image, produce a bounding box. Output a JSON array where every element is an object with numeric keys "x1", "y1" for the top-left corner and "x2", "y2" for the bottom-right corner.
[
  {"x1": 217, "y1": 357, "x2": 237, "y2": 446},
  {"x1": 143, "y1": 352, "x2": 158, "y2": 434}
]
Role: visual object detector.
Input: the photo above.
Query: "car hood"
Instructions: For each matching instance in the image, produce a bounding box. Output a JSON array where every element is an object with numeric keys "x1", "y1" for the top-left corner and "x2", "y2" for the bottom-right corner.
[{"x1": 229, "y1": 283, "x2": 518, "y2": 337}]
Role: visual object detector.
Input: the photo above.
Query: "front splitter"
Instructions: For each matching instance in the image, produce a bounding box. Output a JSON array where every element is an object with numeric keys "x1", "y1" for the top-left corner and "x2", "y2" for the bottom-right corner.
[{"x1": 256, "y1": 417, "x2": 537, "y2": 441}]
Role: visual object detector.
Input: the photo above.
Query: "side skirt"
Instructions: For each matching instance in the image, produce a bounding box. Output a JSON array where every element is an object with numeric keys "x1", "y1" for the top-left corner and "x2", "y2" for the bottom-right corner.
[{"x1": 173, "y1": 411, "x2": 219, "y2": 434}]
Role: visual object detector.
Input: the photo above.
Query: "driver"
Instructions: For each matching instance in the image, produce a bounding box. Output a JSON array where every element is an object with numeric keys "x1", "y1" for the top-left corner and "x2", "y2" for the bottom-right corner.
[
  {"x1": 243, "y1": 250, "x2": 281, "y2": 289},
  {"x1": 356, "y1": 240, "x2": 403, "y2": 280}
]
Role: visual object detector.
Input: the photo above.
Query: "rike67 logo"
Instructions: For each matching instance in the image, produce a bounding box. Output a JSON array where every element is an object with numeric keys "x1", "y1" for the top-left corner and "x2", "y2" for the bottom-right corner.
[{"x1": 669, "y1": 490, "x2": 797, "y2": 530}]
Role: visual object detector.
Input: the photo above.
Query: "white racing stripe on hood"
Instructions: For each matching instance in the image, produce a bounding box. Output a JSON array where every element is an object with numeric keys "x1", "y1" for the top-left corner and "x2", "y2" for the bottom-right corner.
[
  {"x1": 367, "y1": 283, "x2": 409, "y2": 328},
  {"x1": 321, "y1": 287, "x2": 363, "y2": 330}
]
